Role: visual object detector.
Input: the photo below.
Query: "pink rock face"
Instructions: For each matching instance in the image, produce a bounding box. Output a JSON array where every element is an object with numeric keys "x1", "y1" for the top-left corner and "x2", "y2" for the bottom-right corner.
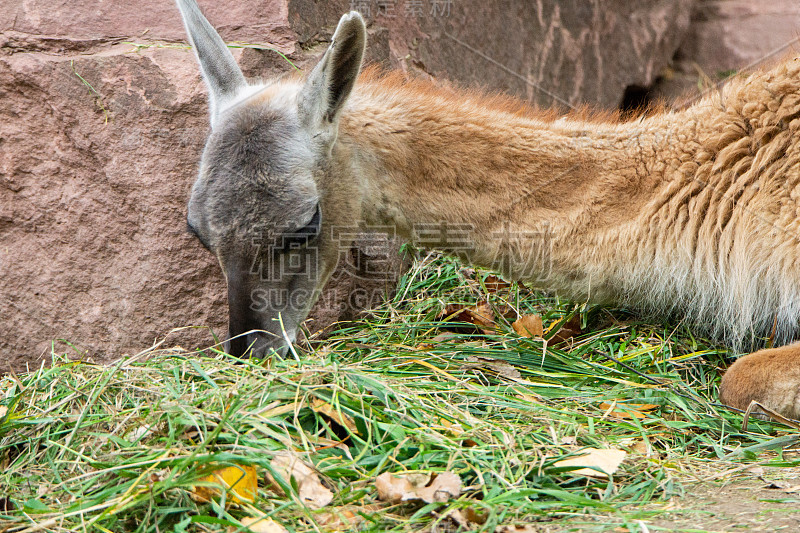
[
  {"x1": 0, "y1": 0, "x2": 296, "y2": 51},
  {"x1": 652, "y1": 0, "x2": 800, "y2": 108},
  {"x1": 1, "y1": 0, "x2": 696, "y2": 371},
  {"x1": 368, "y1": 0, "x2": 695, "y2": 109},
  {"x1": 0, "y1": 46, "x2": 231, "y2": 370},
  {"x1": 679, "y1": 0, "x2": 800, "y2": 74}
]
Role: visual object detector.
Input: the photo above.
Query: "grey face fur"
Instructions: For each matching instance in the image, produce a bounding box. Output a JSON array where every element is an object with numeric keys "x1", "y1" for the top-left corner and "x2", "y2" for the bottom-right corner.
[{"x1": 176, "y1": 0, "x2": 366, "y2": 357}]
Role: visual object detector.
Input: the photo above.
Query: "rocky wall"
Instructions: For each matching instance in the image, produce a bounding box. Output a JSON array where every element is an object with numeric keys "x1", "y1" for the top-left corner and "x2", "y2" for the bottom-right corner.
[{"x1": 0, "y1": 0, "x2": 696, "y2": 370}]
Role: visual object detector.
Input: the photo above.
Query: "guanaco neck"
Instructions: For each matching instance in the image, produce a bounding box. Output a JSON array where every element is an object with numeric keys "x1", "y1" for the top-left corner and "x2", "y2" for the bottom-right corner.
[{"x1": 337, "y1": 76, "x2": 708, "y2": 297}]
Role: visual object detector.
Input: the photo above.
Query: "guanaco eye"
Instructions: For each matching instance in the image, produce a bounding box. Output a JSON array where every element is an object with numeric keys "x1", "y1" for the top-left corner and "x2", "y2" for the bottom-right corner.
[{"x1": 276, "y1": 204, "x2": 321, "y2": 252}]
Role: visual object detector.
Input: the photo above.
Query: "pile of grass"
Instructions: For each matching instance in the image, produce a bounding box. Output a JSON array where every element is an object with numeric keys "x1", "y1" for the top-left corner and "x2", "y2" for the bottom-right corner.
[{"x1": 0, "y1": 254, "x2": 797, "y2": 532}]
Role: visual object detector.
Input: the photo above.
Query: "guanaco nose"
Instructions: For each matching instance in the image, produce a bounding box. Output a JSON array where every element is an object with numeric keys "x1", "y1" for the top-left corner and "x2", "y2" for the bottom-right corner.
[{"x1": 224, "y1": 331, "x2": 289, "y2": 359}]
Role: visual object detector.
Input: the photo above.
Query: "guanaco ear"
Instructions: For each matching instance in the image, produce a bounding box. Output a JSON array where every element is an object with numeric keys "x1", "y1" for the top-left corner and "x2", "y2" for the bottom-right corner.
[
  {"x1": 298, "y1": 12, "x2": 366, "y2": 132},
  {"x1": 176, "y1": 0, "x2": 247, "y2": 128}
]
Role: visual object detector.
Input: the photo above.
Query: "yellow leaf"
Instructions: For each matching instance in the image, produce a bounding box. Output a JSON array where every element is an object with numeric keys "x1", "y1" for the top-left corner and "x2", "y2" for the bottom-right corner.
[
  {"x1": 193, "y1": 464, "x2": 257, "y2": 505},
  {"x1": 553, "y1": 448, "x2": 627, "y2": 479}
]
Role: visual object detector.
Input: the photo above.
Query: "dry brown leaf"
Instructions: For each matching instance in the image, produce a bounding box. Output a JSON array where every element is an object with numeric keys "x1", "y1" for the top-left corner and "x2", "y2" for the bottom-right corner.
[
  {"x1": 440, "y1": 301, "x2": 496, "y2": 334},
  {"x1": 417, "y1": 331, "x2": 460, "y2": 350},
  {"x1": 494, "y1": 303, "x2": 519, "y2": 321},
  {"x1": 549, "y1": 315, "x2": 583, "y2": 344},
  {"x1": 310, "y1": 398, "x2": 358, "y2": 434},
  {"x1": 553, "y1": 448, "x2": 627, "y2": 479},
  {"x1": 482, "y1": 274, "x2": 511, "y2": 292},
  {"x1": 192, "y1": 464, "x2": 257, "y2": 505},
  {"x1": 599, "y1": 402, "x2": 659, "y2": 420},
  {"x1": 267, "y1": 454, "x2": 333, "y2": 510},
  {"x1": 375, "y1": 471, "x2": 462, "y2": 504},
  {"x1": 442, "y1": 507, "x2": 489, "y2": 531},
  {"x1": 629, "y1": 439, "x2": 650, "y2": 455},
  {"x1": 228, "y1": 516, "x2": 288, "y2": 533},
  {"x1": 464, "y1": 355, "x2": 522, "y2": 381},
  {"x1": 512, "y1": 314, "x2": 543, "y2": 338}
]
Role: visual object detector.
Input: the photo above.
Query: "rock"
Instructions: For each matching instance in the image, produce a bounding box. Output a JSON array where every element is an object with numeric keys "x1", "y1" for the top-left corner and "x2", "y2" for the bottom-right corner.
[
  {"x1": 680, "y1": 0, "x2": 800, "y2": 75},
  {"x1": 653, "y1": 0, "x2": 800, "y2": 105},
  {"x1": 0, "y1": 0, "x2": 298, "y2": 52},
  {"x1": 356, "y1": 0, "x2": 696, "y2": 109},
  {"x1": 0, "y1": 0, "x2": 697, "y2": 370}
]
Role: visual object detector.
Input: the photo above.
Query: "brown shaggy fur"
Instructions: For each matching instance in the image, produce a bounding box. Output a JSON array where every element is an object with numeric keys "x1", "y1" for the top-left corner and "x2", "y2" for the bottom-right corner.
[
  {"x1": 336, "y1": 59, "x2": 800, "y2": 345},
  {"x1": 339, "y1": 60, "x2": 800, "y2": 418}
]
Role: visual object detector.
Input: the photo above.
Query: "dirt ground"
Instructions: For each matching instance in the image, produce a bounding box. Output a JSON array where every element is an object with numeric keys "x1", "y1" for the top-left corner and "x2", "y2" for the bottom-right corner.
[
  {"x1": 647, "y1": 476, "x2": 800, "y2": 532},
  {"x1": 530, "y1": 468, "x2": 800, "y2": 533}
]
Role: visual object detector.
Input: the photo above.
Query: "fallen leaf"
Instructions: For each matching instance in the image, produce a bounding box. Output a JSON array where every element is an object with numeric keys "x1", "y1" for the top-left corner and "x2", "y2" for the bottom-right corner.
[
  {"x1": 307, "y1": 436, "x2": 353, "y2": 459},
  {"x1": 629, "y1": 439, "x2": 649, "y2": 455},
  {"x1": 228, "y1": 516, "x2": 288, "y2": 533},
  {"x1": 267, "y1": 454, "x2": 333, "y2": 510},
  {"x1": 599, "y1": 402, "x2": 658, "y2": 420},
  {"x1": 482, "y1": 274, "x2": 511, "y2": 292},
  {"x1": 460, "y1": 267, "x2": 477, "y2": 279},
  {"x1": 464, "y1": 356, "x2": 522, "y2": 381},
  {"x1": 493, "y1": 303, "x2": 519, "y2": 321},
  {"x1": 417, "y1": 332, "x2": 460, "y2": 350},
  {"x1": 560, "y1": 436, "x2": 578, "y2": 446},
  {"x1": 310, "y1": 398, "x2": 358, "y2": 434},
  {"x1": 552, "y1": 448, "x2": 627, "y2": 479},
  {"x1": 549, "y1": 315, "x2": 583, "y2": 344},
  {"x1": 512, "y1": 314, "x2": 543, "y2": 338},
  {"x1": 192, "y1": 464, "x2": 257, "y2": 505},
  {"x1": 130, "y1": 423, "x2": 158, "y2": 442},
  {"x1": 440, "y1": 302, "x2": 496, "y2": 335},
  {"x1": 442, "y1": 507, "x2": 489, "y2": 531},
  {"x1": 375, "y1": 471, "x2": 461, "y2": 504}
]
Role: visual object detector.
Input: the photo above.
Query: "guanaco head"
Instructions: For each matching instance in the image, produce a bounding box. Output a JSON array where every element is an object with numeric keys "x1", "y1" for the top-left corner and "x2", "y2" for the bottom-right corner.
[{"x1": 176, "y1": 0, "x2": 366, "y2": 357}]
